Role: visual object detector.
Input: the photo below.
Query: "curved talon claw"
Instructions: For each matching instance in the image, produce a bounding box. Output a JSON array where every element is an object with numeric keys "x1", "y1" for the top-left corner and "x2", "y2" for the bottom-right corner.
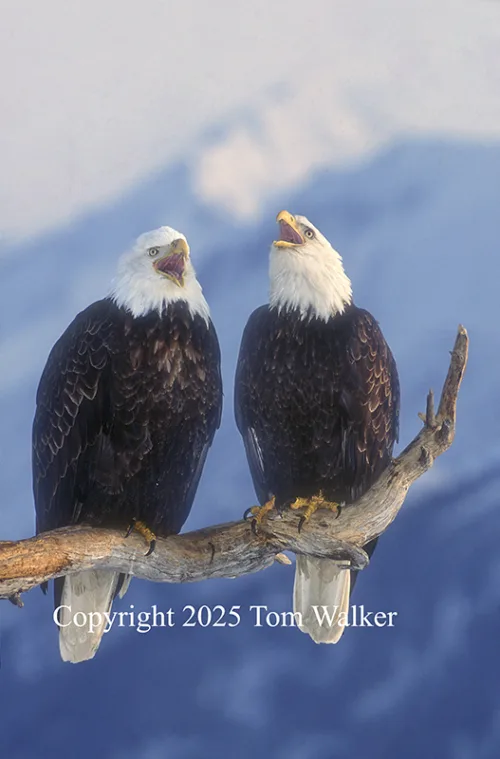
[
  {"x1": 244, "y1": 506, "x2": 257, "y2": 521},
  {"x1": 243, "y1": 505, "x2": 261, "y2": 535},
  {"x1": 245, "y1": 497, "x2": 276, "y2": 535},
  {"x1": 145, "y1": 538, "x2": 156, "y2": 557},
  {"x1": 290, "y1": 492, "x2": 340, "y2": 532},
  {"x1": 125, "y1": 519, "x2": 157, "y2": 557}
]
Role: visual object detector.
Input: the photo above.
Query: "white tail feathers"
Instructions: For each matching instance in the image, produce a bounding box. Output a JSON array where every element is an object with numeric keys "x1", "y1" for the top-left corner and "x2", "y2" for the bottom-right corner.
[
  {"x1": 293, "y1": 556, "x2": 350, "y2": 644},
  {"x1": 58, "y1": 570, "x2": 122, "y2": 663},
  {"x1": 117, "y1": 574, "x2": 132, "y2": 599}
]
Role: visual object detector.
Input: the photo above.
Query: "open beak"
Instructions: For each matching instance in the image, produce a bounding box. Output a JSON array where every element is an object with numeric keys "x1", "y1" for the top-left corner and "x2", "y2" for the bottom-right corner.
[
  {"x1": 154, "y1": 238, "x2": 189, "y2": 287},
  {"x1": 273, "y1": 210, "x2": 305, "y2": 248}
]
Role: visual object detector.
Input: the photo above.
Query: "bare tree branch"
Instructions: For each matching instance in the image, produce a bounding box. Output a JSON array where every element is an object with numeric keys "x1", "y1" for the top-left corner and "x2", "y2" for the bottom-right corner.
[{"x1": 0, "y1": 326, "x2": 468, "y2": 605}]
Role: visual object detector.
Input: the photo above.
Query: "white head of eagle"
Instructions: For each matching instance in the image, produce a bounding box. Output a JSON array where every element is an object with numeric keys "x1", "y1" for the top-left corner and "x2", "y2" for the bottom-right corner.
[
  {"x1": 111, "y1": 225, "x2": 210, "y2": 323},
  {"x1": 269, "y1": 210, "x2": 353, "y2": 322}
]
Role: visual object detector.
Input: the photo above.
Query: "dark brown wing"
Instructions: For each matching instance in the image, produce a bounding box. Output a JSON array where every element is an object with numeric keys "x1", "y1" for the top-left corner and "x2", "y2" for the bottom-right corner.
[
  {"x1": 337, "y1": 307, "x2": 400, "y2": 499},
  {"x1": 234, "y1": 306, "x2": 274, "y2": 504},
  {"x1": 32, "y1": 299, "x2": 125, "y2": 532}
]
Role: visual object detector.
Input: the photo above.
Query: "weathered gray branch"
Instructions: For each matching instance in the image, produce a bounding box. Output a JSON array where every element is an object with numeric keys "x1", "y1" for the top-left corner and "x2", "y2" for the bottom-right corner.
[{"x1": 0, "y1": 326, "x2": 468, "y2": 605}]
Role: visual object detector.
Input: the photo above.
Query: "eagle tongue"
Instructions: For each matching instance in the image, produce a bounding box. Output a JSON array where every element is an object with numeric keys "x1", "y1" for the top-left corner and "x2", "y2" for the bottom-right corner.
[
  {"x1": 155, "y1": 253, "x2": 185, "y2": 281},
  {"x1": 279, "y1": 220, "x2": 303, "y2": 245}
]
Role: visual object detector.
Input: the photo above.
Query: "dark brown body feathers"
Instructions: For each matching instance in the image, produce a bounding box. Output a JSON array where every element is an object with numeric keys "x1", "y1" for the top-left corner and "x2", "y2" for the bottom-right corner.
[
  {"x1": 235, "y1": 304, "x2": 399, "y2": 507},
  {"x1": 33, "y1": 298, "x2": 222, "y2": 538}
]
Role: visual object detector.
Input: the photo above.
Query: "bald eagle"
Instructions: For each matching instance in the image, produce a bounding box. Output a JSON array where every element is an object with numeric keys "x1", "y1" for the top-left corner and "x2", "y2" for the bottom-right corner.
[
  {"x1": 33, "y1": 227, "x2": 222, "y2": 662},
  {"x1": 235, "y1": 211, "x2": 399, "y2": 643}
]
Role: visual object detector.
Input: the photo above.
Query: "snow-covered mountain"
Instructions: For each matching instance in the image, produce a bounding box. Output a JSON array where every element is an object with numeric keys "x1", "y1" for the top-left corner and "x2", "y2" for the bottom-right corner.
[{"x1": 0, "y1": 137, "x2": 499, "y2": 759}]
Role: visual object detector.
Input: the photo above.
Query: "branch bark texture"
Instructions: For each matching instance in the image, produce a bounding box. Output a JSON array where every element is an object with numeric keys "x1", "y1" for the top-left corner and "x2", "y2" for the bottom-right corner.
[{"x1": 0, "y1": 326, "x2": 468, "y2": 605}]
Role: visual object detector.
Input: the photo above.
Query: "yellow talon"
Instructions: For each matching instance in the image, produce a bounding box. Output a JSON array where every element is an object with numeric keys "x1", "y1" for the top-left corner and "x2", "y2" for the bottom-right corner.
[
  {"x1": 244, "y1": 496, "x2": 276, "y2": 534},
  {"x1": 290, "y1": 491, "x2": 340, "y2": 531},
  {"x1": 126, "y1": 519, "x2": 157, "y2": 556}
]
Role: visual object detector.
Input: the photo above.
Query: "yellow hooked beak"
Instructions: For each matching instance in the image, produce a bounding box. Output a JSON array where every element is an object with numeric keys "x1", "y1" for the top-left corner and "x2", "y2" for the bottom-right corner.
[
  {"x1": 273, "y1": 210, "x2": 305, "y2": 248},
  {"x1": 154, "y1": 238, "x2": 189, "y2": 286},
  {"x1": 169, "y1": 238, "x2": 190, "y2": 258}
]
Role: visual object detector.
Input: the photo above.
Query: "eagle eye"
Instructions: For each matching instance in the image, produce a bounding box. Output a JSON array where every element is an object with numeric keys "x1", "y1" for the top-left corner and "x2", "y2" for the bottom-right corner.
[
  {"x1": 304, "y1": 228, "x2": 315, "y2": 239},
  {"x1": 148, "y1": 247, "x2": 160, "y2": 257}
]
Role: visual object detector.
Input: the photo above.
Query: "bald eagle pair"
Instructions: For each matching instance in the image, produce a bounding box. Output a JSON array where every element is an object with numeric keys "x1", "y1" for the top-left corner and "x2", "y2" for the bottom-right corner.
[{"x1": 33, "y1": 212, "x2": 399, "y2": 662}]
